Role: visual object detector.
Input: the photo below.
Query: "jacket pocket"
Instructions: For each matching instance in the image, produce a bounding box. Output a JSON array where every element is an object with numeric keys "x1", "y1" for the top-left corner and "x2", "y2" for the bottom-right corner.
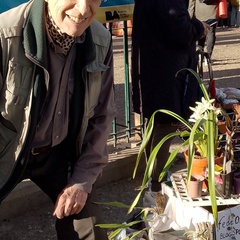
[
  {"x1": 84, "y1": 63, "x2": 108, "y2": 116},
  {"x1": 5, "y1": 60, "x2": 33, "y2": 104}
]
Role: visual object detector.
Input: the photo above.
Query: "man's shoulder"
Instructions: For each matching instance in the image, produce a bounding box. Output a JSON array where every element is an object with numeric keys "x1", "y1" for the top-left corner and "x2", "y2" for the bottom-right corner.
[
  {"x1": 91, "y1": 20, "x2": 111, "y2": 39},
  {"x1": 0, "y1": 1, "x2": 31, "y2": 32},
  {"x1": 90, "y1": 20, "x2": 111, "y2": 47}
]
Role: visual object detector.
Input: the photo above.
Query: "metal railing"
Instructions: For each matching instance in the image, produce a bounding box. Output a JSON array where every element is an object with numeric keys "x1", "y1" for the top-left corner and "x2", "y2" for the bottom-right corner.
[{"x1": 107, "y1": 21, "x2": 144, "y2": 148}]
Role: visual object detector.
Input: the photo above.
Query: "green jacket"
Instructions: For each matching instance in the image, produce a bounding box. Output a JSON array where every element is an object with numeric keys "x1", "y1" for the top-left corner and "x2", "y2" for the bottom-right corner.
[{"x1": 0, "y1": 0, "x2": 115, "y2": 201}]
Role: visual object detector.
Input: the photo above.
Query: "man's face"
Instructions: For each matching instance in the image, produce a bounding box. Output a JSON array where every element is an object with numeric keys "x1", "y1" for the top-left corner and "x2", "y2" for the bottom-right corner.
[{"x1": 46, "y1": 0, "x2": 101, "y2": 36}]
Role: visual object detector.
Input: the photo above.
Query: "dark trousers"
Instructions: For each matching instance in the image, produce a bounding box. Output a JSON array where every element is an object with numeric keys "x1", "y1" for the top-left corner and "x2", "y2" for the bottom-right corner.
[
  {"x1": 21, "y1": 145, "x2": 108, "y2": 240},
  {"x1": 145, "y1": 122, "x2": 178, "y2": 192},
  {"x1": 198, "y1": 25, "x2": 217, "y2": 57}
]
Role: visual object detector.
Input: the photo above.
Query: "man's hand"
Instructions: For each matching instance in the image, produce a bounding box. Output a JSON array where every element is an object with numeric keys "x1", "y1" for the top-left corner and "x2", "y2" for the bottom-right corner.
[
  {"x1": 201, "y1": 21, "x2": 210, "y2": 38},
  {"x1": 53, "y1": 184, "x2": 88, "y2": 219}
]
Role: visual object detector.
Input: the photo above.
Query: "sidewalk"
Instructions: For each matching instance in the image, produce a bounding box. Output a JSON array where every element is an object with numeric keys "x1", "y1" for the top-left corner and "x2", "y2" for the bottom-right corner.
[{"x1": 0, "y1": 27, "x2": 239, "y2": 240}]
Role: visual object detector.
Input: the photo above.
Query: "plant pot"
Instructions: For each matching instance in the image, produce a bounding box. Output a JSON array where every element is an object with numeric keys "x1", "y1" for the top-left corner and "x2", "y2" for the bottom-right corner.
[
  {"x1": 184, "y1": 150, "x2": 224, "y2": 189},
  {"x1": 187, "y1": 174, "x2": 204, "y2": 198},
  {"x1": 233, "y1": 172, "x2": 240, "y2": 194},
  {"x1": 215, "y1": 170, "x2": 236, "y2": 198}
]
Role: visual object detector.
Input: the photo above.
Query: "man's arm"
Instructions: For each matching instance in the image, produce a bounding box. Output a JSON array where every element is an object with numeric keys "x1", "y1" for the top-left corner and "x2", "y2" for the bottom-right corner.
[
  {"x1": 69, "y1": 45, "x2": 116, "y2": 193},
  {"x1": 53, "y1": 45, "x2": 116, "y2": 219}
]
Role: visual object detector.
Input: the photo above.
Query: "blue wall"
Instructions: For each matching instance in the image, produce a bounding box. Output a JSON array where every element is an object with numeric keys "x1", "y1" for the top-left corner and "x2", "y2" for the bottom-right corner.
[
  {"x1": 100, "y1": 0, "x2": 134, "y2": 7},
  {"x1": 0, "y1": 0, "x2": 28, "y2": 13}
]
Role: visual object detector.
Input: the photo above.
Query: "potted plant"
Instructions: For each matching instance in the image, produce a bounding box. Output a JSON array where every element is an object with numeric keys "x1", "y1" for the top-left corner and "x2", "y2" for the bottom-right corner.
[
  {"x1": 97, "y1": 69, "x2": 239, "y2": 238},
  {"x1": 130, "y1": 68, "x2": 226, "y2": 225}
]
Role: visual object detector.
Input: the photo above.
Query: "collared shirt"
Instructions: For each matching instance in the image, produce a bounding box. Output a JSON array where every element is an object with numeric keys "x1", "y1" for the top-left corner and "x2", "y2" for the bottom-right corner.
[{"x1": 32, "y1": 29, "x2": 85, "y2": 148}]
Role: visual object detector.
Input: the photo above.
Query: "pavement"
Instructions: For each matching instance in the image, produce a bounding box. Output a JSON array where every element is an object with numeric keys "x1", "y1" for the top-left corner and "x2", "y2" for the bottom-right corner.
[{"x1": 0, "y1": 26, "x2": 240, "y2": 224}]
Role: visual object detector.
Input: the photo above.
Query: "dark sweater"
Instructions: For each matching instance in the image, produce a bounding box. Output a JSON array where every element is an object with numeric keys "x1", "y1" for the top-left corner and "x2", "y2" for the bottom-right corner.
[{"x1": 131, "y1": 0, "x2": 205, "y2": 122}]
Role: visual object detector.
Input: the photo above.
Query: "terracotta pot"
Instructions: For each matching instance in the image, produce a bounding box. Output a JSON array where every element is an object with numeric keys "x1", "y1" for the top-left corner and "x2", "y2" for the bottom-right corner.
[
  {"x1": 184, "y1": 150, "x2": 224, "y2": 189},
  {"x1": 187, "y1": 174, "x2": 204, "y2": 198}
]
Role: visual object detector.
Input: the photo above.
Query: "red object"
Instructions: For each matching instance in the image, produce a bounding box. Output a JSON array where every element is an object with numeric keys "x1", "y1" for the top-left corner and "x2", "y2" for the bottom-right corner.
[
  {"x1": 219, "y1": 0, "x2": 228, "y2": 19},
  {"x1": 112, "y1": 20, "x2": 132, "y2": 37},
  {"x1": 209, "y1": 79, "x2": 216, "y2": 100}
]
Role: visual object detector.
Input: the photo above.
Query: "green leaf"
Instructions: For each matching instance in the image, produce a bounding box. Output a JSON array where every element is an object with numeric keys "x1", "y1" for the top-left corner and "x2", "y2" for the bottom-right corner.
[
  {"x1": 128, "y1": 228, "x2": 149, "y2": 239},
  {"x1": 128, "y1": 190, "x2": 144, "y2": 214},
  {"x1": 133, "y1": 111, "x2": 155, "y2": 178},
  {"x1": 187, "y1": 118, "x2": 206, "y2": 183},
  {"x1": 176, "y1": 68, "x2": 210, "y2": 101},
  {"x1": 159, "y1": 142, "x2": 187, "y2": 182},
  {"x1": 133, "y1": 109, "x2": 192, "y2": 179},
  {"x1": 140, "y1": 131, "x2": 180, "y2": 194},
  {"x1": 96, "y1": 223, "x2": 130, "y2": 229},
  {"x1": 108, "y1": 228, "x2": 125, "y2": 239},
  {"x1": 94, "y1": 201, "x2": 131, "y2": 209},
  {"x1": 207, "y1": 111, "x2": 218, "y2": 225}
]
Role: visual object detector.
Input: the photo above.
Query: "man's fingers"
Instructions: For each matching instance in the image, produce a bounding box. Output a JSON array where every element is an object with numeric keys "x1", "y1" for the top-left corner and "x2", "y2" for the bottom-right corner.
[
  {"x1": 64, "y1": 194, "x2": 75, "y2": 216},
  {"x1": 69, "y1": 202, "x2": 79, "y2": 215},
  {"x1": 53, "y1": 193, "x2": 67, "y2": 219},
  {"x1": 67, "y1": 191, "x2": 87, "y2": 215},
  {"x1": 53, "y1": 185, "x2": 88, "y2": 218}
]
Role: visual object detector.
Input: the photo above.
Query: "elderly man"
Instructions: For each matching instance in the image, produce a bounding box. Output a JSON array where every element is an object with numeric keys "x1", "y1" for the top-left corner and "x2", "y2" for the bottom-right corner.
[{"x1": 0, "y1": 0, "x2": 116, "y2": 239}]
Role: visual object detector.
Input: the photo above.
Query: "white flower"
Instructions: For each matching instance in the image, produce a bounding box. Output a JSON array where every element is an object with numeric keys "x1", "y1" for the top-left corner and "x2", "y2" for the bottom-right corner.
[{"x1": 189, "y1": 97, "x2": 222, "y2": 122}]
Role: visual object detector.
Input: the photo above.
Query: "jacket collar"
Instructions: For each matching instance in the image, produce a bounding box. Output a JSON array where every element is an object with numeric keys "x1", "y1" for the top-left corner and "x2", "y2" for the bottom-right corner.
[{"x1": 23, "y1": 0, "x2": 48, "y2": 69}]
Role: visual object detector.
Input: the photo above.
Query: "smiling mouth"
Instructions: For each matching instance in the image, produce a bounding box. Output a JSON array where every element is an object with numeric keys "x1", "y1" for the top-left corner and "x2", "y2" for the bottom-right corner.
[{"x1": 68, "y1": 15, "x2": 87, "y2": 23}]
